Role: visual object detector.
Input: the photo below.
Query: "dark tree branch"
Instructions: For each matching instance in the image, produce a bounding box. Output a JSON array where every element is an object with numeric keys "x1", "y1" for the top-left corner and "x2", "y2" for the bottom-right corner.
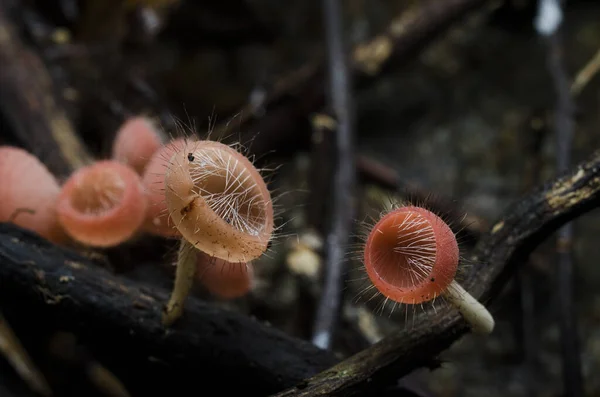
[
  {"x1": 311, "y1": 0, "x2": 356, "y2": 350},
  {"x1": 570, "y1": 47, "x2": 600, "y2": 96},
  {"x1": 272, "y1": 149, "x2": 600, "y2": 396},
  {"x1": 0, "y1": 225, "x2": 337, "y2": 396},
  {"x1": 356, "y1": 154, "x2": 485, "y2": 245},
  {"x1": 212, "y1": 0, "x2": 493, "y2": 156}
]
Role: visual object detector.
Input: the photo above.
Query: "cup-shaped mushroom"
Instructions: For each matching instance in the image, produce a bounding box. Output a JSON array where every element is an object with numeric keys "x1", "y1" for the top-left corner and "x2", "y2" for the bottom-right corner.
[
  {"x1": 112, "y1": 116, "x2": 163, "y2": 174},
  {"x1": 56, "y1": 160, "x2": 148, "y2": 247},
  {"x1": 363, "y1": 205, "x2": 494, "y2": 334},
  {"x1": 165, "y1": 140, "x2": 273, "y2": 263},
  {"x1": 363, "y1": 206, "x2": 459, "y2": 304},
  {"x1": 141, "y1": 138, "x2": 186, "y2": 237},
  {"x1": 0, "y1": 146, "x2": 66, "y2": 244}
]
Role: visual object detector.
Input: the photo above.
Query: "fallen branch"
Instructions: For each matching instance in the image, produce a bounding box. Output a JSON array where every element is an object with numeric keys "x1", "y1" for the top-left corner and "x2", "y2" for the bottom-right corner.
[
  {"x1": 571, "y1": 47, "x2": 600, "y2": 96},
  {"x1": 356, "y1": 154, "x2": 485, "y2": 245},
  {"x1": 0, "y1": 225, "x2": 336, "y2": 396},
  {"x1": 213, "y1": 0, "x2": 493, "y2": 156}
]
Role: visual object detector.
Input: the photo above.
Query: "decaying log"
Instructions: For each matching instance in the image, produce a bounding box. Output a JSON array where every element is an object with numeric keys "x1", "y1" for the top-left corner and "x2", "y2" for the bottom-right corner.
[{"x1": 0, "y1": 225, "x2": 338, "y2": 396}]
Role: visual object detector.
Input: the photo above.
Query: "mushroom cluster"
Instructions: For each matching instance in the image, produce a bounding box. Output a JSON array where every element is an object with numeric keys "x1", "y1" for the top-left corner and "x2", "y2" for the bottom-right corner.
[
  {"x1": 0, "y1": 116, "x2": 272, "y2": 326},
  {"x1": 2, "y1": 114, "x2": 494, "y2": 335}
]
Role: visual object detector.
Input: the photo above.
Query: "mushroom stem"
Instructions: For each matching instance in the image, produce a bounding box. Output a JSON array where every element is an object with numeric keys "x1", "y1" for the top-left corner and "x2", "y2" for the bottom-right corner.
[
  {"x1": 442, "y1": 280, "x2": 495, "y2": 334},
  {"x1": 162, "y1": 239, "x2": 197, "y2": 327}
]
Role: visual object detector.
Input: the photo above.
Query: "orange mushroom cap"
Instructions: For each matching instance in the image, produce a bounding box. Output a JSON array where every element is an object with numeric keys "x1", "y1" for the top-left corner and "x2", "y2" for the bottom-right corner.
[
  {"x1": 112, "y1": 116, "x2": 163, "y2": 174},
  {"x1": 56, "y1": 160, "x2": 148, "y2": 247},
  {"x1": 0, "y1": 146, "x2": 66, "y2": 244},
  {"x1": 363, "y1": 205, "x2": 459, "y2": 304},
  {"x1": 164, "y1": 140, "x2": 273, "y2": 263},
  {"x1": 141, "y1": 138, "x2": 186, "y2": 237}
]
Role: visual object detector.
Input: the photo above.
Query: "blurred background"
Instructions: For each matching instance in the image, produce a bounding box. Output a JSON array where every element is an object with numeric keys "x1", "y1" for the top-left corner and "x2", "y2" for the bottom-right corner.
[{"x1": 1, "y1": 0, "x2": 600, "y2": 396}]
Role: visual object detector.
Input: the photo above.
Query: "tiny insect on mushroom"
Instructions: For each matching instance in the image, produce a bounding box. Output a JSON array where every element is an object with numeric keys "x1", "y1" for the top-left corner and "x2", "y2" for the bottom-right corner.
[
  {"x1": 56, "y1": 160, "x2": 148, "y2": 248},
  {"x1": 363, "y1": 205, "x2": 494, "y2": 334},
  {"x1": 0, "y1": 146, "x2": 67, "y2": 244},
  {"x1": 112, "y1": 116, "x2": 164, "y2": 175},
  {"x1": 165, "y1": 140, "x2": 274, "y2": 262},
  {"x1": 162, "y1": 139, "x2": 274, "y2": 326}
]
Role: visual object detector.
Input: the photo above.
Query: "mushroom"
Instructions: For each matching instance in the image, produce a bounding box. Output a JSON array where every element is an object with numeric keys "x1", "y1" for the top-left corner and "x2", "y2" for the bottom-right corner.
[
  {"x1": 363, "y1": 205, "x2": 494, "y2": 334},
  {"x1": 162, "y1": 139, "x2": 273, "y2": 326},
  {"x1": 0, "y1": 146, "x2": 66, "y2": 244},
  {"x1": 56, "y1": 160, "x2": 148, "y2": 247}
]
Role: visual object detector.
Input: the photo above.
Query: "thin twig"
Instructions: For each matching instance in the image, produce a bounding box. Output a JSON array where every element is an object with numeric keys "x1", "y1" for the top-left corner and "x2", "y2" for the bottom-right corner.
[
  {"x1": 311, "y1": 0, "x2": 356, "y2": 350},
  {"x1": 570, "y1": 47, "x2": 600, "y2": 96},
  {"x1": 538, "y1": 0, "x2": 584, "y2": 394},
  {"x1": 0, "y1": 311, "x2": 52, "y2": 396},
  {"x1": 48, "y1": 332, "x2": 131, "y2": 397},
  {"x1": 211, "y1": 0, "x2": 493, "y2": 156},
  {"x1": 356, "y1": 154, "x2": 485, "y2": 244}
]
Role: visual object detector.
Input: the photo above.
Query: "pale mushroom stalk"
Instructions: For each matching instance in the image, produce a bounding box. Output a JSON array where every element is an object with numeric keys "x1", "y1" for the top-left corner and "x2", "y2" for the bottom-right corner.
[
  {"x1": 443, "y1": 280, "x2": 494, "y2": 334},
  {"x1": 161, "y1": 139, "x2": 273, "y2": 326},
  {"x1": 362, "y1": 205, "x2": 495, "y2": 335},
  {"x1": 163, "y1": 239, "x2": 197, "y2": 327}
]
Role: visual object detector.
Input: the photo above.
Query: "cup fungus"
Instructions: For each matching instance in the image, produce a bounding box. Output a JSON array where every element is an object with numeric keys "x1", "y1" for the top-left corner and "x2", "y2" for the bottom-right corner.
[
  {"x1": 0, "y1": 146, "x2": 66, "y2": 244},
  {"x1": 112, "y1": 116, "x2": 163, "y2": 174},
  {"x1": 363, "y1": 205, "x2": 494, "y2": 334},
  {"x1": 165, "y1": 139, "x2": 274, "y2": 262},
  {"x1": 162, "y1": 139, "x2": 274, "y2": 326},
  {"x1": 141, "y1": 138, "x2": 186, "y2": 237},
  {"x1": 196, "y1": 252, "x2": 254, "y2": 299},
  {"x1": 56, "y1": 160, "x2": 148, "y2": 247}
]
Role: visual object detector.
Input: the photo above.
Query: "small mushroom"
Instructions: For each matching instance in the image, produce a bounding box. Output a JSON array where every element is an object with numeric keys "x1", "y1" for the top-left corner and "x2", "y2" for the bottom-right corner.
[{"x1": 363, "y1": 205, "x2": 494, "y2": 334}]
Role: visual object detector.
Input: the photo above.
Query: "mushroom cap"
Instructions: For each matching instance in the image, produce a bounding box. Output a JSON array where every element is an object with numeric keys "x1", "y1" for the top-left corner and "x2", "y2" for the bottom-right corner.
[
  {"x1": 363, "y1": 205, "x2": 459, "y2": 304},
  {"x1": 56, "y1": 160, "x2": 148, "y2": 247},
  {"x1": 0, "y1": 146, "x2": 66, "y2": 244},
  {"x1": 141, "y1": 138, "x2": 186, "y2": 237},
  {"x1": 112, "y1": 116, "x2": 163, "y2": 174},
  {"x1": 165, "y1": 140, "x2": 273, "y2": 263}
]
